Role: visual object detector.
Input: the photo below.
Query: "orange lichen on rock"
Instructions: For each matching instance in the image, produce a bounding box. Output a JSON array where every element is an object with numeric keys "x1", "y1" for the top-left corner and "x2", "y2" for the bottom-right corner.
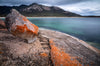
[
  {"x1": 40, "y1": 53, "x2": 48, "y2": 57},
  {"x1": 5, "y1": 9, "x2": 39, "y2": 43},
  {"x1": 11, "y1": 24, "x2": 29, "y2": 36},
  {"x1": 49, "y1": 39, "x2": 54, "y2": 44},
  {"x1": 11, "y1": 24, "x2": 38, "y2": 36},
  {"x1": 32, "y1": 24, "x2": 39, "y2": 35},
  {"x1": 49, "y1": 39, "x2": 82, "y2": 66},
  {"x1": 0, "y1": 51, "x2": 2, "y2": 54},
  {"x1": 22, "y1": 16, "x2": 29, "y2": 22},
  {"x1": 21, "y1": 16, "x2": 38, "y2": 35},
  {"x1": 22, "y1": 16, "x2": 38, "y2": 35}
]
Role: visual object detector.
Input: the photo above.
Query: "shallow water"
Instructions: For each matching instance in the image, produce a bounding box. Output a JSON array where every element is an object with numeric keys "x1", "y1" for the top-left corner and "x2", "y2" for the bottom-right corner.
[{"x1": 1, "y1": 17, "x2": 100, "y2": 49}]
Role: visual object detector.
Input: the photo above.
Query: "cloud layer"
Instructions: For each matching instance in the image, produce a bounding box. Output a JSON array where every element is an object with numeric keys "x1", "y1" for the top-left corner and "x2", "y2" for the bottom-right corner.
[
  {"x1": 0, "y1": 0, "x2": 100, "y2": 16},
  {"x1": 0, "y1": 0, "x2": 90, "y2": 6},
  {"x1": 59, "y1": 0, "x2": 100, "y2": 16}
]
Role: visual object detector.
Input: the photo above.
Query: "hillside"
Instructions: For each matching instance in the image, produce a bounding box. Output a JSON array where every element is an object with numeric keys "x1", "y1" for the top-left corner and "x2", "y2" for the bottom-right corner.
[{"x1": 0, "y1": 3, "x2": 81, "y2": 17}]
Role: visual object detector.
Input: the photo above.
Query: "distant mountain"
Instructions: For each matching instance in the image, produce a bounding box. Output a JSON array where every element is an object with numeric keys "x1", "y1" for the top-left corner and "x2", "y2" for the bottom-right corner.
[{"x1": 0, "y1": 3, "x2": 81, "y2": 17}]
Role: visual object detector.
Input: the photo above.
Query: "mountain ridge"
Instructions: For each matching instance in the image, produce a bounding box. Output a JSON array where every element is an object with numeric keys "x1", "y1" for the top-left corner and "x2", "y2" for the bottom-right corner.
[{"x1": 0, "y1": 3, "x2": 81, "y2": 17}]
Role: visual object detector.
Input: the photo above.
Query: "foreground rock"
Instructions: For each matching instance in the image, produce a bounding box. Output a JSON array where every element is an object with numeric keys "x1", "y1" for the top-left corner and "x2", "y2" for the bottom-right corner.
[
  {"x1": 0, "y1": 19, "x2": 6, "y2": 29},
  {"x1": 40, "y1": 29, "x2": 100, "y2": 66},
  {"x1": 5, "y1": 9, "x2": 38, "y2": 43},
  {"x1": 0, "y1": 29, "x2": 51, "y2": 66},
  {"x1": 0, "y1": 29, "x2": 100, "y2": 66}
]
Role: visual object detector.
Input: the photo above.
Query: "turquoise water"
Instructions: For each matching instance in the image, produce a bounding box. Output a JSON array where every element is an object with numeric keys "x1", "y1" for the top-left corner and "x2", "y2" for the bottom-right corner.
[{"x1": 1, "y1": 17, "x2": 100, "y2": 49}]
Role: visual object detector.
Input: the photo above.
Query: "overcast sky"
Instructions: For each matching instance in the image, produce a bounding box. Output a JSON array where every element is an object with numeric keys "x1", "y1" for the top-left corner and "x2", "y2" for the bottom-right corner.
[{"x1": 0, "y1": 0, "x2": 100, "y2": 16}]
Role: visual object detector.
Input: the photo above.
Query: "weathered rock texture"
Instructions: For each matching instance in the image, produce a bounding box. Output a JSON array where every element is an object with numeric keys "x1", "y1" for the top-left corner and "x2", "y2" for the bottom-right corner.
[
  {"x1": 0, "y1": 29, "x2": 51, "y2": 66},
  {"x1": 40, "y1": 29, "x2": 100, "y2": 66},
  {"x1": 0, "y1": 19, "x2": 6, "y2": 29},
  {"x1": 5, "y1": 9, "x2": 39, "y2": 43},
  {"x1": 0, "y1": 29, "x2": 100, "y2": 66}
]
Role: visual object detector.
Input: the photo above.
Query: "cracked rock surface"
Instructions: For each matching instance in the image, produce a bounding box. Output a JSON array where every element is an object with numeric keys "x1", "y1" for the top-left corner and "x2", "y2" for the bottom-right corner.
[
  {"x1": 0, "y1": 29, "x2": 50, "y2": 66},
  {"x1": 0, "y1": 29, "x2": 100, "y2": 66}
]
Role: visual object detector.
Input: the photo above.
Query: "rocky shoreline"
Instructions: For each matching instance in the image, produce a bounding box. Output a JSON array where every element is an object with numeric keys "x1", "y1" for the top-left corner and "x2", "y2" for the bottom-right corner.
[
  {"x1": 0, "y1": 9, "x2": 100, "y2": 66},
  {"x1": 0, "y1": 28, "x2": 100, "y2": 66},
  {"x1": 39, "y1": 28, "x2": 100, "y2": 54}
]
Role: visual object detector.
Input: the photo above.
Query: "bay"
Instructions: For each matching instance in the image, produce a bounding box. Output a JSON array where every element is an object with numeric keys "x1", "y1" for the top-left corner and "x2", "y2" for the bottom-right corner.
[{"x1": 1, "y1": 17, "x2": 100, "y2": 49}]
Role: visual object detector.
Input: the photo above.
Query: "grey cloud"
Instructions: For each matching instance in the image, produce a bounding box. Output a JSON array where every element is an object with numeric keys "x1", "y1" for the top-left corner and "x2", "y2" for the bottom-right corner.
[
  {"x1": 0, "y1": 0, "x2": 91, "y2": 6},
  {"x1": 0, "y1": 0, "x2": 100, "y2": 16},
  {"x1": 80, "y1": 9, "x2": 100, "y2": 16}
]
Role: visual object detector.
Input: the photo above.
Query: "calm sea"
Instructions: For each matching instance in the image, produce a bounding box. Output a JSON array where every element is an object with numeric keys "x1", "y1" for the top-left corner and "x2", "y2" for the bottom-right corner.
[{"x1": 1, "y1": 17, "x2": 100, "y2": 49}]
